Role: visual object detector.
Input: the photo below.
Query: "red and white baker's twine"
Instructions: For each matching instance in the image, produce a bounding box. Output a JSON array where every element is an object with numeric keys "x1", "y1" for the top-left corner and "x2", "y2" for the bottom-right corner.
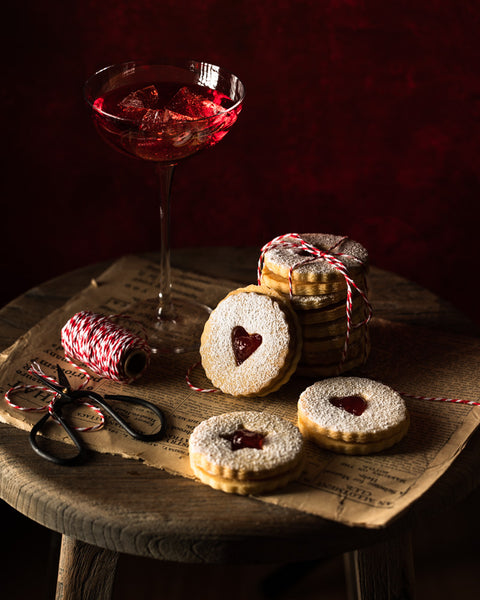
[
  {"x1": 4, "y1": 362, "x2": 105, "y2": 431},
  {"x1": 400, "y1": 391, "x2": 480, "y2": 406},
  {"x1": 185, "y1": 361, "x2": 218, "y2": 393},
  {"x1": 257, "y1": 233, "x2": 372, "y2": 367},
  {"x1": 61, "y1": 311, "x2": 151, "y2": 384},
  {"x1": 185, "y1": 365, "x2": 480, "y2": 406}
]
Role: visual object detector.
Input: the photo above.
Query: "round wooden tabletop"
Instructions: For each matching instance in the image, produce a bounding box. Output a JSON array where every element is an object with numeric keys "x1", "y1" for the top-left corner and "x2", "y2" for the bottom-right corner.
[{"x1": 0, "y1": 248, "x2": 479, "y2": 566}]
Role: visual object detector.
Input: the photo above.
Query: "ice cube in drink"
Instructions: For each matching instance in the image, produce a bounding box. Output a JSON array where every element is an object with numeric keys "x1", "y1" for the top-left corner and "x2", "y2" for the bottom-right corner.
[
  {"x1": 166, "y1": 86, "x2": 223, "y2": 119},
  {"x1": 118, "y1": 85, "x2": 159, "y2": 119},
  {"x1": 138, "y1": 108, "x2": 196, "y2": 156},
  {"x1": 140, "y1": 108, "x2": 193, "y2": 132}
]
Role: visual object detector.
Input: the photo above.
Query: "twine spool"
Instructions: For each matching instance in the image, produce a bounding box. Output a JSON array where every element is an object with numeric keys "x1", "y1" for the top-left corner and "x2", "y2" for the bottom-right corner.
[{"x1": 61, "y1": 311, "x2": 151, "y2": 383}]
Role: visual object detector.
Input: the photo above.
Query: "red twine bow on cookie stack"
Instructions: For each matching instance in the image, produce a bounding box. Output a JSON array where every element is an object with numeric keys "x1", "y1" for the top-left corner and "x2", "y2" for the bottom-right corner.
[
  {"x1": 4, "y1": 362, "x2": 105, "y2": 431},
  {"x1": 257, "y1": 233, "x2": 372, "y2": 366},
  {"x1": 61, "y1": 311, "x2": 151, "y2": 384}
]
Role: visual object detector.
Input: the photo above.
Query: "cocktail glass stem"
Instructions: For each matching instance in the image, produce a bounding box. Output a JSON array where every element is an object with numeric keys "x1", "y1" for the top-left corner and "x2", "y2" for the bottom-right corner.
[{"x1": 156, "y1": 162, "x2": 177, "y2": 322}]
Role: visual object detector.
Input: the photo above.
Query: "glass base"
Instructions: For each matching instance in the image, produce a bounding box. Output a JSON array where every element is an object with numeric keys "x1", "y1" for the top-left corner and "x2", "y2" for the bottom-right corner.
[{"x1": 127, "y1": 296, "x2": 212, "y2": 354}]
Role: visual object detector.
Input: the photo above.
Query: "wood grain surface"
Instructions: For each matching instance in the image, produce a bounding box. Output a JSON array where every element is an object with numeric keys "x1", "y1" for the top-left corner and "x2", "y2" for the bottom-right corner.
[{"x1": 0, "y1": 248, "x2": 479, "y2": 567}]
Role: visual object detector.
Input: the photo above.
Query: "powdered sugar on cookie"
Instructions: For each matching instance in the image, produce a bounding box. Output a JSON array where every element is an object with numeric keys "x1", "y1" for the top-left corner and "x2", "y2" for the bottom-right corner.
[
  {"x1": 264, "y1": 233, "x2": 368, "y2": 280},
  {"x1": 189, "y1": 411, "x2": 304, "y2": 478}
]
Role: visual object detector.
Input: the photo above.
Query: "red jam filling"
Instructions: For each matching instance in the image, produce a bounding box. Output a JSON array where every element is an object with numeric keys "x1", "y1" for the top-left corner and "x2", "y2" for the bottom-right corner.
[
  {"x1": 221, "y1": 429, "x2": 265, "y2": 451},
  {"x1": 329, "y1": 395, "x2": 367, "y2": 416},
  {"x1": 231, "y1": 326, "x2": 262, "y2": 366}
]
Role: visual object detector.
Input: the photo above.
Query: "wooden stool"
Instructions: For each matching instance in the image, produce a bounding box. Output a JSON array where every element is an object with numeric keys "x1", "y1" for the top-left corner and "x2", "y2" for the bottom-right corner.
[{"x1": 1, "y1": 248, "x2": 479, "y2": 600}]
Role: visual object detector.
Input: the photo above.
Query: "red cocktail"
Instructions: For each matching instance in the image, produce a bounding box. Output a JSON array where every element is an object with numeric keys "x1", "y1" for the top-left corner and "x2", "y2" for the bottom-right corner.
[{"x1": 92, "y1": 81, "x2": 240, "y2": 163}]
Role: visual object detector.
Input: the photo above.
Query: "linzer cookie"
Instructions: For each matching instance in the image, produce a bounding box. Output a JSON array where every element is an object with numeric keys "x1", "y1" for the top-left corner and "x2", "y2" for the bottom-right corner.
[
  {"x1": 298, "y1": 377, "x2": 409, "y2": 454},
  {"x1": 261, "y1": 268, "x2": 353, "y2": 296},
  {"x1": 300, "y1": 337, "x2": 369, "y2": 368},
  {"x1": 301, "y1": 304, "x2": 367, "y2": 339},
  {"x1": 287, "y1": 290, "x2": 362, "y2": 315},
  {"x1": 259, "y1": 233, "x2": 371, "y2": 377},
  {"x1": 189, "y1": 411, "x2": 305, "y2": 494},
  {"x1": 200, "y1": 285, "x2": 301, "y2": 397},
  {"x1": 262, "y1": 233, "x2": 368, "y2": 283}
]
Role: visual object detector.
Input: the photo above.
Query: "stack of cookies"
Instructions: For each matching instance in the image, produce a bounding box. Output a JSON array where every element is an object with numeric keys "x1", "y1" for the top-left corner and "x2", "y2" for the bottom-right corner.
[{"x1": 260, "y1": 233, "x2": 370, "y2": 377}]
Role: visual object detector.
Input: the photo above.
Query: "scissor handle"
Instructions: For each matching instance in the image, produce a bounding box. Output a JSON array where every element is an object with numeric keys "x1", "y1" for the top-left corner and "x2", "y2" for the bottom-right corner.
[
  {"x1": 100, "y1": 394, "x2": 166, "y2": 442},
  {"x1": 29, "y1": 412, "x2": 88, "y2": 466}
]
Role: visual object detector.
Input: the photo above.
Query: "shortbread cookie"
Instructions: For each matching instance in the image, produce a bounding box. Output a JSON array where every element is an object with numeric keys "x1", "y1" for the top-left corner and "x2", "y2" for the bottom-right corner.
[
  {"x1": 301, "y1": 337, "x2": 369, "y2": 366},
  {"x1": 282, "y1": 289, "x2": 349, "y2": 312},
  {"x1": 293, "y1": 292, "x2": 363, "y2": 318},
  {"x1": 301, "y1": 325, "x2": 366, "y2": 352},
  {"x1": 189, "y1": 411, "x2": 305, "y2": 494},
  {"x1": 298, "y1": 335, "x2": 370, "y2": 377},
  {"x1": 263, "y1": 233, "x2": 368, "y2": 283},
  {"x1": 200, "y1": 285, "x2": 301, "y2": 397},
  {"x1": 298, "y1": 377, "x2": 409, "y2": 454},
  {"x1": 261, "y1": 267, "x2": 351, "y2": 296},
  {"x1": 297, "y1": 321, "x2": 370, "y2": 376},
  {"x1": 301, "y1": 305, "x2": 367, "y2": 338}
]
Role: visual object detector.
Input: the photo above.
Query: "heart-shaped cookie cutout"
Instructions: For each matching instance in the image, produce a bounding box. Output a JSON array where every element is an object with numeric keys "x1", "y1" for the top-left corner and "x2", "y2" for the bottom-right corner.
[
  {"x1": 231, "y1": 326, "x2": 262, "y2": 366},
  {"x1": 329, "y1": 395, "x2": 367, "y2": 416}
]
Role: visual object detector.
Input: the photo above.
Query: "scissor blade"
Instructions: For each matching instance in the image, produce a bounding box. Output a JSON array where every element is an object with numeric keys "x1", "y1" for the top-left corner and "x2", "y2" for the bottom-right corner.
[
  {"x1": 28, "y1": 364, "x2": 62, "y2": 394},
  {"x1": 56, "y1": 364, "x2": 71, "y2": 391}
]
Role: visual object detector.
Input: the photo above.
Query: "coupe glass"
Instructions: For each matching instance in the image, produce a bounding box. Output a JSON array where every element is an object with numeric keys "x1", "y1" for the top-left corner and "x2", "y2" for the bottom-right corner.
[{"x1": 84, "y1": 60, "x2": 245, "y2": 353}]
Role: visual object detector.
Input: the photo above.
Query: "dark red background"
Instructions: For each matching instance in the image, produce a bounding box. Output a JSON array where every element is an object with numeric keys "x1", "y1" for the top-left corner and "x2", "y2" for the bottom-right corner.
[{"x1": 3, "y1": 1, "x2": 480, "y2": 326}]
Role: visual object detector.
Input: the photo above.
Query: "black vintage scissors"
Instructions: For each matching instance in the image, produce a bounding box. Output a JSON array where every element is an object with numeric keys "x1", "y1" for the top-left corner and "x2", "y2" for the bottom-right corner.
[{"x1": 29, "y1": 364, "x2": 166, "y2": 465}]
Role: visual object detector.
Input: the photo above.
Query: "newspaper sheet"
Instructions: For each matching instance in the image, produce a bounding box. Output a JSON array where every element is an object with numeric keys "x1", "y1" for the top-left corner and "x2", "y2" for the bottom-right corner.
[{"x1": 1, "y1": 254, "x2": 479, "y2": 528}]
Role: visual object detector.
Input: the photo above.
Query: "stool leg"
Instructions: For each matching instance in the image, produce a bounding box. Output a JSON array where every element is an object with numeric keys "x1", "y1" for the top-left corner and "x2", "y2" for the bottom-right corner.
[
  {"x1": 343, "y1": 531, "x2": 415, "y2": 600},
  {"x1": 55, "y1": 534, "x2": 119, "y2": 600}
]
